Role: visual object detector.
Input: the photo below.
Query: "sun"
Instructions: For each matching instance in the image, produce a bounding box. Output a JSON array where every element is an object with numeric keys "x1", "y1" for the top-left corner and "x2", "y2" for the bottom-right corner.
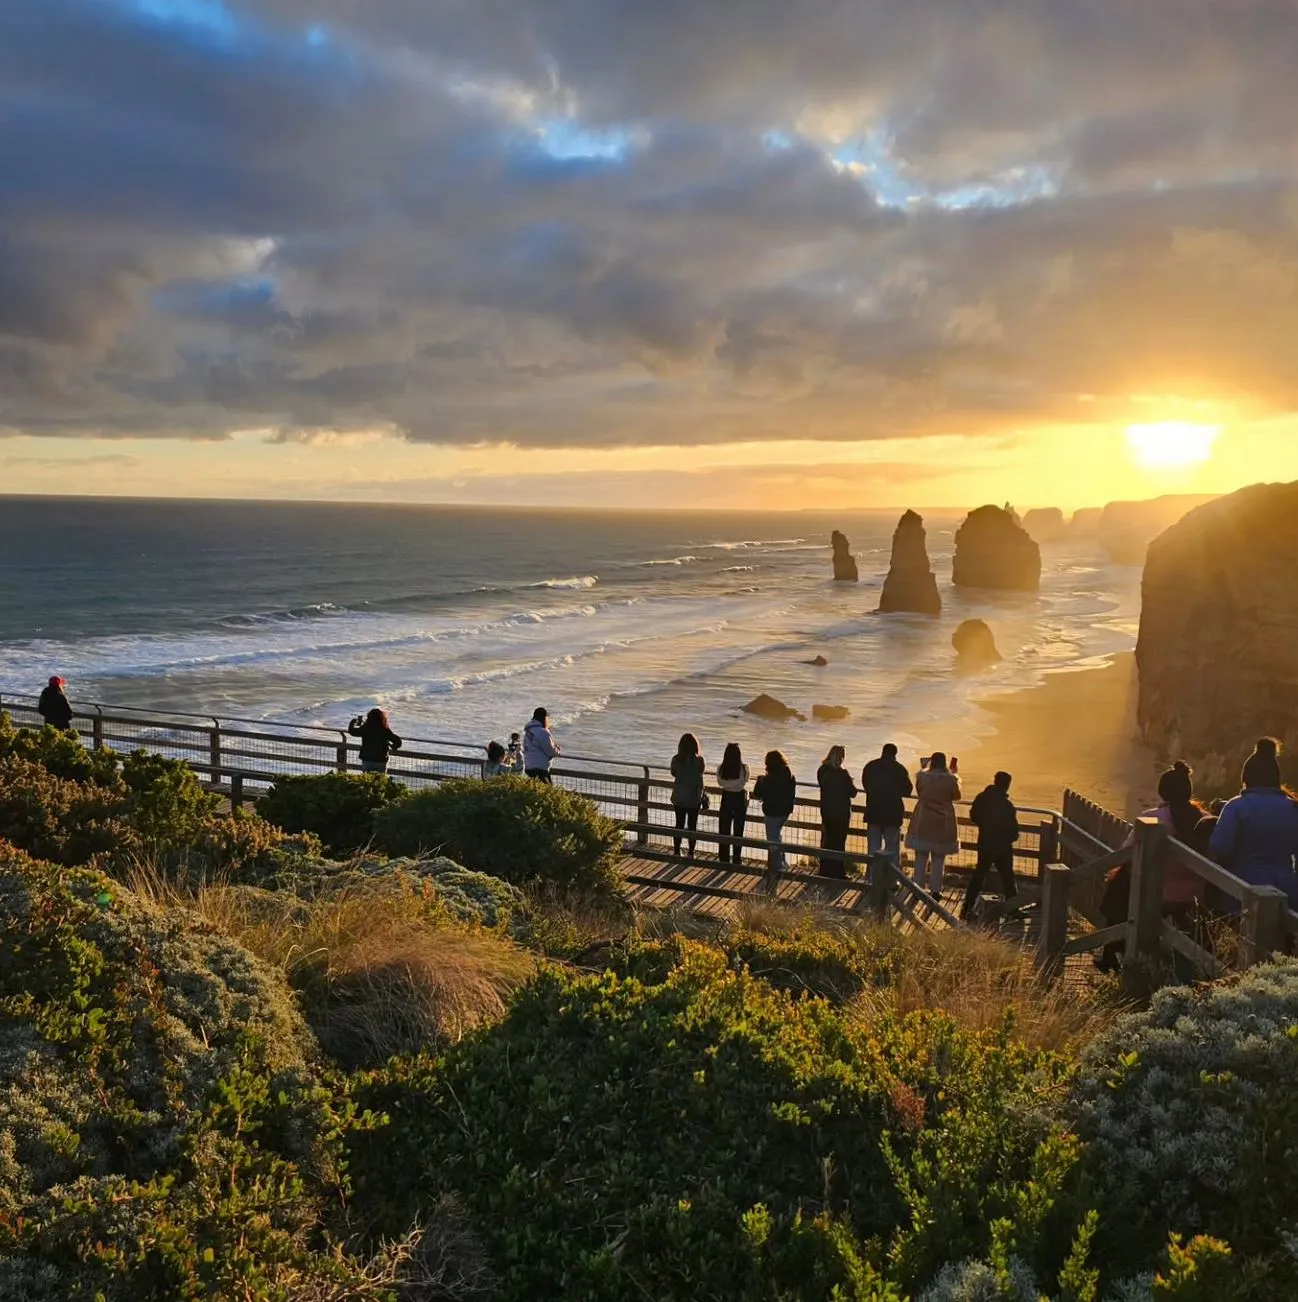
[{"x1": 1124, "y1": 422, "x2": 1222, "y2": 470}]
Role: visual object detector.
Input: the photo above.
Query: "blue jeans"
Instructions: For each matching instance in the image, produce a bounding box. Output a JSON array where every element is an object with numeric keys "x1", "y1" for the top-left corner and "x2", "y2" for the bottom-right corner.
[
  {"x1": 764, "y1": 815, "x2": 788, "y2": 874},
  {"x1": 867, "y1": 824, "x2": 900, "y2": 866}
]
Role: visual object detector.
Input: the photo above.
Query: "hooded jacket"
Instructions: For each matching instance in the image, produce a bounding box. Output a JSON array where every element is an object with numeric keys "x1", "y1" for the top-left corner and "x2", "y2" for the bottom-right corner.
[
  {"x1": 906, "y1": 767, "x2": 962, "y2": 853},
  {"x1": 970, "y1": 785, "x2": 1020, "y2": 854},
  {"x1": 861, "y1": 756, "x2": 914, "y2": 828},
  {"x1": 817, "y1": 763, "x2": 858, "y2": 826},
  {"x1": 37, "y1": 685, "x2": 73, "y2": 730},
  {"x1": 1209, "y1": 788, "x2": 1298, "y2": 906},
  {"x1": 523, "y1": 718, "x2": 557, "y2": 772}
]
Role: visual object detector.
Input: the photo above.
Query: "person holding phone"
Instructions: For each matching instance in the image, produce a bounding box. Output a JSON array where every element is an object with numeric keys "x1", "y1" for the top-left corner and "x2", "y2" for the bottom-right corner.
[{"x1": 906, "y1": 750, "x2": 962, "y2": 900}]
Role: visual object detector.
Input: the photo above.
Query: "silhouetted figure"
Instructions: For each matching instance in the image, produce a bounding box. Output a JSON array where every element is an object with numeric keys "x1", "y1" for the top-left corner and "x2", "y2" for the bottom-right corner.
[
  {"x1": 670, "y1": 732, "x2": 706, "y2": 858},
  {"x1": 753, "y1": 750, "x2": 796, "y2": 876},
  {"x1": 349, "y1": 708, "x2": 402, "y2": 773},
  {"x1": 1098, "y1": 761, "x2": 1209, "y2": 972},
  {"x1": 906, "y1": 752, "x2": 961, "y2": 899},
  {"x1": 716, "y1": 742, "x2": 750, "y2": 866},
  {"x1": 483, "y1": 741, "x2": 509, "y2": 777},
  {"x1": 37, "y1": 676, "x2": 74, "y2": 731},
  {"x1": 962, "y1": 771, "x2": 1020, "y2": 920},
  {"x1": 1210, "y1": 739, "x2": 1298, "y2": 908},
  {"x1": 862, "y1": 743, "x2": 913, "y2": 868},
  {"x1": 523, "y1": 707, "x2": 558, "y2": 782},
  {"x1": 817, "y1": 745, "x2": 857, "y2": 878}
]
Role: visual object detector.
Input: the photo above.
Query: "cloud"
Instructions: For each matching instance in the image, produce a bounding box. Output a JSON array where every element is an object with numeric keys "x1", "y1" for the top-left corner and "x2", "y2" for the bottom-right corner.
[{"x1": 2, "y1": 0, "x2": 1297, "y2": 451}]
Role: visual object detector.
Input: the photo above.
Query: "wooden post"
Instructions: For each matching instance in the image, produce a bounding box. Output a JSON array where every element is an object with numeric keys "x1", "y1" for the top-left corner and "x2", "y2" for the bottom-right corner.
[
  {"x1": 1038, "y1": 863, "x2": 1071, "y2": 976},
  {"x1": 209, "y1": 720, "x2": 222, "y2": 786},
  {"x1": 91, "y1": 707, "x2": 104, "y2": 751},
  {"x1": 1038, "y1": 818, "x2": 1059, "y2": 880},
  {"x1": 637, "y1": 769, "x2": 650, "y2": 846},
  {"x1": 230, "y1": 773, "x2": 244, "y2": 811},
  {"x1": 337, "y1": 734, "x2": 349, "y2": 773},
  {"x1": 1240, "y1": 885, "x2": 1288, "y2": 968},
  {"x1": 1125, "y1": 816, "x2": 1167, "y2": 964}
]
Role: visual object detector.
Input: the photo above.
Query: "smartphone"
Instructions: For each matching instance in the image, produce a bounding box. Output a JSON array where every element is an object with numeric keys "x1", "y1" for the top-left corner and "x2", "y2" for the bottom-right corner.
[{"x1": 951, "y1": 757, "x2": 959, "y2": 773}]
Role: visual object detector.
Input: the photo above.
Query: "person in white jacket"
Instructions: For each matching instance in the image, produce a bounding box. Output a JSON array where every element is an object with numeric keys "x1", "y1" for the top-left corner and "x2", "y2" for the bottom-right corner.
[{"x1": 523, "y1": 707, "x2": 559, "y2": 782}]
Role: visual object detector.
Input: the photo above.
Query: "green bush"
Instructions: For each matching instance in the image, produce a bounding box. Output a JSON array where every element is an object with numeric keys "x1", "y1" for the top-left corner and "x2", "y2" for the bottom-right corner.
[
  {"x1": 1069, "y1": 959, "x2": 1298, "y2": 1294},
  {"x1": 257, "y1": 770, "x2": 408, "y2": 854},
  {"x1": 0, "y1": 714, "x2": 119, "y2": 784},
  {"x1": 0, "y1": 755, "x2": 127, "y2": 865},
  {"x1": 372, "y1": 776, "x2": 625, "y2": 904},
  {"x1": 349, "y1": 941, "x2": 1075, "y2": 1300},
  {"x1": 0, "y1": 843, "x2": 421, "y2": 1300}
]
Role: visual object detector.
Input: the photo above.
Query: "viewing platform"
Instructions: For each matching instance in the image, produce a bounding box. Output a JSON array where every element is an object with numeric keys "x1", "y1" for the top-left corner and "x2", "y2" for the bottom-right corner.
[{"x1": 4, "y1": 691, "x2": 1295, "y2": 985}]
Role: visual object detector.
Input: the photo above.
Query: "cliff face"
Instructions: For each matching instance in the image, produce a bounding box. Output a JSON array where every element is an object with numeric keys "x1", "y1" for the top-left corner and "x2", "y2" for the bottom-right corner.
[
  {"x1": 1136, "y1": 482, "x2": 1298, "y2": 788},
  {"x1": 830, "y1": 530, "x2": 859, "y2": 582},
  {"x1": 1099, "y1": 494, "x2": 1216, "y2": 566},
  {"x1": 952, "y1": 506, "x2": 1041, "y2": 591},
  {"x1": 878, "y1": 511, "x2": 941, "y2": 615}
]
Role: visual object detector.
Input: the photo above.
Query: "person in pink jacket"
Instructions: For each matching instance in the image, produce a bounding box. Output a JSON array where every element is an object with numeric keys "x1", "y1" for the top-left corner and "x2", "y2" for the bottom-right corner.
[{"x1": 906, "y1": 752, "x2": 962, "y2": 899}]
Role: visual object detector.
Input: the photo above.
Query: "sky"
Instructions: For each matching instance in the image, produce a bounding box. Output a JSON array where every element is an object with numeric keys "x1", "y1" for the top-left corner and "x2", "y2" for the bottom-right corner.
[{"x1": 3, "y1": 0, "x2": 1298, "y2": 509}]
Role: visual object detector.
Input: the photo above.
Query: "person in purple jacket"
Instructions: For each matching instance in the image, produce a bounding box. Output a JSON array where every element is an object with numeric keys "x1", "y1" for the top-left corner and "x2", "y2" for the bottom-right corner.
[{"x1": 1209, "y1": 738, "x2": 1298, "y2": 908}]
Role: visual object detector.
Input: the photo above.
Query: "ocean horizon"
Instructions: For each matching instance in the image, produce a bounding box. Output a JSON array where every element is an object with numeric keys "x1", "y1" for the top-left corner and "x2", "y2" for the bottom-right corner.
[{"x1": 0, "y1": 496, "x2": 1141, "y2": 781}]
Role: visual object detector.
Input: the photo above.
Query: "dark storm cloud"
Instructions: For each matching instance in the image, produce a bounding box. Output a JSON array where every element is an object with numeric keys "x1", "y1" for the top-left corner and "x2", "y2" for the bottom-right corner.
[{"x1": 3, "y1": 0, "x2": 1297, "y2": 449}]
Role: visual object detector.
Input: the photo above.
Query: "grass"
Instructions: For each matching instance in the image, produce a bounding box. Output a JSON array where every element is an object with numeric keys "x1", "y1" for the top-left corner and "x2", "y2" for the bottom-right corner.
[
  {"x1": 130, "y1": 864, "x2": 536, "y2": 1067},
  {"x1": 728, "y1": 897, "x2": 1123, "y2": 1054}
]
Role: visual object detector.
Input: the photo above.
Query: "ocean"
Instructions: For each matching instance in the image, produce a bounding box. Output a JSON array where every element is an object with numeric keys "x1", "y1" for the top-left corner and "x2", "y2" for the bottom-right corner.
[{"x1": 0, "y1": 497, "x2": 1141, "y2": 780}]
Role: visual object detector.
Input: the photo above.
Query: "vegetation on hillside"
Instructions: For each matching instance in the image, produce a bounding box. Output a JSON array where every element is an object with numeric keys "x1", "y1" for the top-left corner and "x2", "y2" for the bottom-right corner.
[{"x1": 2, "y1": 718, "x2": 1297, "y2": 1300}]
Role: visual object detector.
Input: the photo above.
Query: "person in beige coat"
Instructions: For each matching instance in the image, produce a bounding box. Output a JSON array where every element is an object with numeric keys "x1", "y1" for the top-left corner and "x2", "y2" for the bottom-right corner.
[{"x1": 906, "y1": 752, "x2": 962, "y2": 898}]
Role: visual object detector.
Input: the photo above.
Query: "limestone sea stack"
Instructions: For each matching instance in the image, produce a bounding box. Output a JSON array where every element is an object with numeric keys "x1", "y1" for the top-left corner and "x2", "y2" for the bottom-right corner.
[
  {"x1": 878, "y1": 510, "x2": 942, "y2": 615},
  {"x1": 953, "y1": 619, "x2": 1001, "y2": 665},
  {"x1": 1136, "y1": 482, "x2": 1298, "y2": 788},
  {"x1": 1023, "y1": 508, "x2": 1068, "y2": 544},
  {"x1": 952, "y1": 505, "x2": 1041, "y2": 591},
  {"x1": 741, "y1": 694, "x2": 805, "y2": 722},
  {"x1": 830, "y1": 530, "x2": 859, "y2": 582}
]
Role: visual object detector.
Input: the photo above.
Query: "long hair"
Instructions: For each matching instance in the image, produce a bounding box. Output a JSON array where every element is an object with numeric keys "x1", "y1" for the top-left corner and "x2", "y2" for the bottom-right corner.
[
  {"x1": 719, "y1": 742, "x2": 743, "y2": 780},
  {"x1": 764, "y1": 749, "x2": 791, "y2": 777},
  {"x1": 928, "y1": 751, "x2": 948, "y2": 772},
  {"x1": 1159, "y1": 762, "x2": 1205, "y2": 840},
  {"x1": 822, "y1": 744, "x2": 845, "y2": 768},
  {"x1": 366, "y1": 707, "x2": 389, "y2": 729},
  {"x1": 676, "y1": 733, "x2": 700, "y2": 761},
  {"x1": 486, "y1": 740, "x2": 505, "y2": 763}
]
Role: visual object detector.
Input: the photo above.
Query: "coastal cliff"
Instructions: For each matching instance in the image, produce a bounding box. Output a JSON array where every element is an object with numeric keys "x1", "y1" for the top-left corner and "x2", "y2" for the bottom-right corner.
[
  {"x1": 1099, "y1": 494, "x2": 1216, "y2": 566},
  {"x1": 878, "y1": 510, "x2": 941, "y2": 615},
  {"x1": 1136, "y1": 482, "x2": 1298, "y2": 787},
  {"x1": 952, "y1": 505, "x2": 1041, "y2": 591}
]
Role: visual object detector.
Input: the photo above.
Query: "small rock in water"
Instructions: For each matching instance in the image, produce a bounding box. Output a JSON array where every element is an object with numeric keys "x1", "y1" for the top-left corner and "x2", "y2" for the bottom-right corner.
[
  {"x1": 812, "y1": 704, "x2": 851, "y2": 722},
  {"x1": 802, "y1": 654, "x2": 829, "y2": 667},
  {"x1": 953, "y1": 619, "x2": 1001, "y2": 665},
  {"x1": 741, "y1": 693, "x2": 805, "y2": 721}
]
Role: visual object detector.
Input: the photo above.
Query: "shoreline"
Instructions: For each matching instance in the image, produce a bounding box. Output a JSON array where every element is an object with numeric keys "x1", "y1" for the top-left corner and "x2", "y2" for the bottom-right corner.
[{"x1": 929, "y1": 652, "x2": 1160, "y2": 817}]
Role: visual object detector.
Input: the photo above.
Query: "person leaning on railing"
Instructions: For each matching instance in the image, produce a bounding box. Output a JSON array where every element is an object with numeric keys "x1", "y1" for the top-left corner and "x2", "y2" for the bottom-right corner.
[
  {"x1": 37, "y1": 676, "x2": 74, "y2": 732},
  {"x1": 348, "y1": 708, "x2": 402, "y2": 773}
]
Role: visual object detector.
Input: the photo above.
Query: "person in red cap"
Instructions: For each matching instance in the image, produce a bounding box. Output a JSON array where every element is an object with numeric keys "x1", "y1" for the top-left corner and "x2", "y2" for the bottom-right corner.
[{"x1": 37, "y1": 676, "x2": 74, "y2": 731}]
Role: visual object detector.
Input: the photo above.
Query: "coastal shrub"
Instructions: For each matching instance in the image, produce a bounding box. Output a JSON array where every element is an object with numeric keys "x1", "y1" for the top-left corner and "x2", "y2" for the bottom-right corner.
[
  {"x1": 1069, "y1": 959, "x2": 1298, "y2": 1291},
  {"x1": 349, "y1": 942, "x2": 1076, "y2": 1299},
  {"x1": 133, "y1": 870, "x2": 535, "y2": 1069},
  {"x1": 0, "y1": 714, "x2": 119, "y2": 784},
  {"x1": 257, "y1": 770, "x2": 408, "y2": 854},
  {"x1": 0, "y1": 754, "x2": 126, "y2": 865},
  {"x1": 0, "y1": 843, "x2": 425, "y2": 1300},
  {"x1": 372, "y1": 776, "x2": 624, "y2": 904}
]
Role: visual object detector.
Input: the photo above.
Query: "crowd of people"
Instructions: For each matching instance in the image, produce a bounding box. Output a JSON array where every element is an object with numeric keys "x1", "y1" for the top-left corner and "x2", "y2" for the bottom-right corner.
[{"x1": 32, "y1": 677, "x2": 1298, "y2": 930}]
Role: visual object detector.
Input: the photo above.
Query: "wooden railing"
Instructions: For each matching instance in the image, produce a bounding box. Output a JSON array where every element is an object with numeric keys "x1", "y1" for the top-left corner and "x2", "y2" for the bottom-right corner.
[
  {"x1": 0, "y1": 691, "x2": 1057, "y2": 891},
  {"x1": 1038, "y1": 790, "x2": 1298, "y2": 977}
]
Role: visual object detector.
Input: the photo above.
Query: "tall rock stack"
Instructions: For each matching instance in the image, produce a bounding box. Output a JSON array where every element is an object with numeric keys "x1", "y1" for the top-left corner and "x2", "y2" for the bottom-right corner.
[
  {"x1": 952, "y1": 505, "x2": 1042, "y2": 591},
  {"x1": 878, "y1": 510, "x2": 942, "y2": 615},
  {"x1": 1136, "y1": 482, "x2": 1298, "y2": 788},
  {"x1": 830, "y1": 530, "x2": 859, "y2": 582}
]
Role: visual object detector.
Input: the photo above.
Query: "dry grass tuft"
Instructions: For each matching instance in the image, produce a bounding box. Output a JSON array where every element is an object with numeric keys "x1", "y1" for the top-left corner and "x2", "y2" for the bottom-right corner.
[
  {"x1": 130, "y1": 864, "x2": 535, "y2": 1067},
  {"x1": 848, "y1": 924, "x2": 1122, "y2": 1054}
]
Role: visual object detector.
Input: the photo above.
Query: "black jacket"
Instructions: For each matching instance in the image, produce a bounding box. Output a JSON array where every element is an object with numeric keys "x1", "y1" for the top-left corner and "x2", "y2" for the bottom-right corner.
[
  {"x1": 753, "y1": 768, "x2": 797, "y2": 819},
  {"x1": 349, "y1": 718, "x2": 402, "y2": 764},
  {"x1": 971, "y1": 786, "x2": 1020, "y2": 853},
  {"x1": 817, "y1": 763, "x2": 857, "y2": 826},
  {"x1": 37, "y1": 686, "x2": 73, "y2": 730},
  {"x1": 861, "y1": 756, "x2": 914, "y2": 828}
]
